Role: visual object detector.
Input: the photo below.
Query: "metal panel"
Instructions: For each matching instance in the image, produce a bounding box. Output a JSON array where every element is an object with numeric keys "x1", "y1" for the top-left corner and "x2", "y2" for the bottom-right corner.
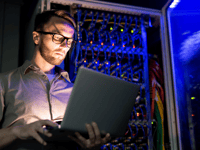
[
  {"x1": 49, "y1": 0, "x2": 162, "y2": 16},
  {"x1": 160, "y1": 0, "x2": 179, "y2": 150}
]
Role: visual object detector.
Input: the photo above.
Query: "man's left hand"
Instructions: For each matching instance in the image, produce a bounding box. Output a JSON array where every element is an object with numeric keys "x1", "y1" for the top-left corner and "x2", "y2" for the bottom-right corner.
[{"x1": 68, "y1": 122, "x2": 111, "y2": 150}]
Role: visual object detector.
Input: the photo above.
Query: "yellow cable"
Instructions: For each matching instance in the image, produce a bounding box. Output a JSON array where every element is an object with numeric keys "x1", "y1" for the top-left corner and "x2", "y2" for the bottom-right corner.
[{"x1": 155, "y1": 90, "x2": 165, "y2": 150}]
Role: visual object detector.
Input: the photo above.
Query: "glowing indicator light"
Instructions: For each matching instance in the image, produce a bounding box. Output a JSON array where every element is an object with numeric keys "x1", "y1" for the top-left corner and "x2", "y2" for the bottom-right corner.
[
  {"x1": 110, "y1": 27, "x2": 113, "y2": 31},
  {"x1": 101, "y1": 42, "x2": 104, "y2": 45},
  {"x1": 112, "y1": 43, "x2": 114, "y2": 46},
  {"x1": 95, "y1": 61, "x2": 98, "y2": 64},
  {"x1": 169, "y1": 0, "x2": 180, "y2": 9},
  {"x1": 137, "y1": 113, "x2": 140, "y2": 117},
  {"x1": 84, "y1": 60, "x2": 86, "y2": 63},
  {"x1": 191, "y1": 97, "x2": 195, "y2": 100},
  {"x1": 79, "y1": 40, "x2": 81, "y2": 43},
  {"x1": 192, "y1": 114, "x2": 195, "y2": 117},
  {"x1": 151, "y1": 122, "x2": 153, "y2": 124},
  {"x1": 106, "y1": 62, "x2": 109, "y2": 65},
  {"x1": 121, "y1": 29, "x2": 123, "y2": 32},
  {"x1": 117, "y1": 63, "x2": 120, "y2": 66},
  {"x1": 133, "y1": 45, "x2": 136, "y2": 48},
  {"x1": 90, "y1": 41, "x2": 93, "y2": 44},
  {"x1": 123, "y1": 45, "x2": 125, "y2": 47},
  {"x1": 131, "y1": 30, "x2": 134, "y2": 33}
]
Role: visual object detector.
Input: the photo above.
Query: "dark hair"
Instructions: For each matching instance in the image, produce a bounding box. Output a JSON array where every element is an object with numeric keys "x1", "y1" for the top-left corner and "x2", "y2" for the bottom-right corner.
[{"x1": 34, "y1": 9, "x2": 76, "y2": 31}]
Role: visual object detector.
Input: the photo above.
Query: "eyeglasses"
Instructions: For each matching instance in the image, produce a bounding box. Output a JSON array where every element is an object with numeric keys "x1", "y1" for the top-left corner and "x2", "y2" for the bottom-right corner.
[{"x1": 36, "y1": 31, "x2": 76, "y2": 47}]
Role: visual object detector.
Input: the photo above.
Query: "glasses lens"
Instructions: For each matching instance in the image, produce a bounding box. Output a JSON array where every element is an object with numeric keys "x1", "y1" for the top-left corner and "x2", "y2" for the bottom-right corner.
[
  {"x1": 53, "y1": 34, "x2": 74, "y2": 46},
  {"x1": 53, "y1": 34, "x2": 65, "y2": 44}
]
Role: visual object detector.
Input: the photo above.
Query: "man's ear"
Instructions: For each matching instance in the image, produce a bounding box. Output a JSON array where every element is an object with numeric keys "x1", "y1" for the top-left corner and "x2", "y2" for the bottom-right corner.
[{"x1": 32, "y1": 31, "x2": 40, "y2": 45}]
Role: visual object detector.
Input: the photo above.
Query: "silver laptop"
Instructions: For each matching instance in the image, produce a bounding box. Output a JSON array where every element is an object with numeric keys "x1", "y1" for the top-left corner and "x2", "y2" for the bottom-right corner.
[{"x1": 43, "y1": 66, "x2": 140, "y2": 141}]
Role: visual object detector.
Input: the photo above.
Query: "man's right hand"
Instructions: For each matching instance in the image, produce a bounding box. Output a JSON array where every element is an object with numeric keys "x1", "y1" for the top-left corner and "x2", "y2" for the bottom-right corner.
[{"x1": 12, "y1": 120, "x2": 58, "y2": 145}]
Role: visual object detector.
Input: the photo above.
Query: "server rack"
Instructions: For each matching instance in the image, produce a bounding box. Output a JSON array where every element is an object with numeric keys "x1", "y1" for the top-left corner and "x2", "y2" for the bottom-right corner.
[{"x1": 38, "y1": 0, "x2": 170, "y2": 150}]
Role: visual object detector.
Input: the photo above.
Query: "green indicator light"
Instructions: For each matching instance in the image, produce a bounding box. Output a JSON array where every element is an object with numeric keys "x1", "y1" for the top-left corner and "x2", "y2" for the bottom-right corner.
[
  {"x1": 110, "y1": 27, "x2": 113, "y2": 31},
  {"x1": 191, "y1": 97, "x2": 195, "y2": 100},
  {"x1": 131, "y1": 30, "x2": 134, "y2": 33},
  {"x1": 121, "y1": 29, "x2": 123, "y2": 32},
  {"x1": 151, "y1": 122, "x2": 153, "y2": 124}
]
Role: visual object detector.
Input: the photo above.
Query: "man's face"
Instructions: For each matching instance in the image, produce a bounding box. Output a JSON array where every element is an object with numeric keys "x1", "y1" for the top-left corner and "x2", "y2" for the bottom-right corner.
[{"x1": 38, "y1": 16, "x2": 75, "y2": 65}]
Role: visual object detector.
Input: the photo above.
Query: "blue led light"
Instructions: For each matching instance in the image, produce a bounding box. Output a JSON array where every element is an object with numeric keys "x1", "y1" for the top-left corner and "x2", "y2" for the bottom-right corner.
[{"x1": 169, "y1": 0, "x2": 181, "y2": 8}]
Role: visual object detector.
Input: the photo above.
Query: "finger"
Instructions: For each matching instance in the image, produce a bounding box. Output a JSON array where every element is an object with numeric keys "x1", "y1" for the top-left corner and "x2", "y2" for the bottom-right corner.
[
  {"x1": 85, "y1": 123, "x2": 95, "y2": 143},
  {"x1": 101, "y1": 133, "x2": 111, "y2": 144},
  {"x1": 75, "y1": 132, "x2": 86, "y2": 143},
  {"x1": 68, "y1": 135, "x2": 85, "y2": 148},
  {"x1": 39, "y1": 120, "x2": 58, "y2": 127},
  {"x1": 30, "y1": 131, "x2": 47, "y2": 146},
  {"x1": 37, "y1": 127, "x2": 52, "y2": 137},
  {"x1": 91, "y1": 122, "x2": 101, "y2": 142}
]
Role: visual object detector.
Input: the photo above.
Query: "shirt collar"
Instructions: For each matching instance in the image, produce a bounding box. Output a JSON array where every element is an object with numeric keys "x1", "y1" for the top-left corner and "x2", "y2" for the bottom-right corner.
[{"x1": 21, "y1": 60, "x2": 71, "y2": 82}]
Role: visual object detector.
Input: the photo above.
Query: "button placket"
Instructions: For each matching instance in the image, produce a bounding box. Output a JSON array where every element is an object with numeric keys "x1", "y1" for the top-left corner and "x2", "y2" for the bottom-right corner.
[{"x1": 46, "y1": 79, "x2": 53, "y2": 120}]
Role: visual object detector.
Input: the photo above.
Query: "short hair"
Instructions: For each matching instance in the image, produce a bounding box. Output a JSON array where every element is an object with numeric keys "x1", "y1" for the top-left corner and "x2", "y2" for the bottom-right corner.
[{"x1": 34, "y1": 9, "x2": 76, "y2": 31}]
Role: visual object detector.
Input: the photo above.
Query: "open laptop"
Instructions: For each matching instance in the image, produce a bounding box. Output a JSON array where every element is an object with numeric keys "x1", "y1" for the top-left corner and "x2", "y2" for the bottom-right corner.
[{"x1": 42, "y1": 66, "x2": 140, "y2": 141}]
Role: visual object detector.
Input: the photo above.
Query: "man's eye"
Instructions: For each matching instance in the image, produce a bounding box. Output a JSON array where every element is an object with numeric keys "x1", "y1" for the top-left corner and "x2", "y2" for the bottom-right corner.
[{"x1": 54, "y1": 34, "x2": 64, "y2": 41}]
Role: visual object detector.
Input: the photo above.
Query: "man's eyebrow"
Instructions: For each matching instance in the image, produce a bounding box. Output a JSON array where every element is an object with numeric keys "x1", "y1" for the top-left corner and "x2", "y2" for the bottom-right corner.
[
  {"x1": 52, "y1": 23, "x2": 74, "y2": 38},
  {"x1": 51, "y1": 29, "x2": 58, "y2": 33}
]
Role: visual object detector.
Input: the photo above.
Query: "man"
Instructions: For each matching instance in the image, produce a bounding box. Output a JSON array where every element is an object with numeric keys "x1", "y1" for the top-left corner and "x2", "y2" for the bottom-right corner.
[{"x1": 0, "y1": 10, "x2": 110, "y2": 150}]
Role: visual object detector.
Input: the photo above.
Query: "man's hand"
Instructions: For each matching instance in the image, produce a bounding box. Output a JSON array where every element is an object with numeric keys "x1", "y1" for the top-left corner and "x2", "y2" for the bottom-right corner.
[
  {"x1": 69, "y1": 122, "x2": 111, "y2": 150},
  {"x1": 12, "y1": 120, "x2": 58, "y2": 146}
]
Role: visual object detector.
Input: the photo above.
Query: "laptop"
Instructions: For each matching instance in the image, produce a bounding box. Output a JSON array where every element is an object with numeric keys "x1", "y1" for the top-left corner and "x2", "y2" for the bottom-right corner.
[{"x1": 42, "y1": 66, "x2": 140, "y2": 141}]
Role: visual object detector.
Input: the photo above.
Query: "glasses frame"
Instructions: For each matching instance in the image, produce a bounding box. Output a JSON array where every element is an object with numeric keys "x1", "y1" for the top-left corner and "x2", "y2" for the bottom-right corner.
[{"x1": 36, "y1": 31, "x2": 76, "y2": 47}]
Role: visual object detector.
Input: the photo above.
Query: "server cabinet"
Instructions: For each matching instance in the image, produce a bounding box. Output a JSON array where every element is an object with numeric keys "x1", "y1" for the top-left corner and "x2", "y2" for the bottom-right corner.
[
  {"x1": 38, "y1": 0, "x2": 172, "y2": 150},
  {"x1": 164, "y1": 0, "x2": 200, "y2": 150}
]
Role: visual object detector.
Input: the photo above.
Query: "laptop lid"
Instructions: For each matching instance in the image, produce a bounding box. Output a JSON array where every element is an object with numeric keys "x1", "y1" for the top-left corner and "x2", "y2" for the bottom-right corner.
[{"x1": 60, "y1": 66, "x2": 140, "y2": 137}]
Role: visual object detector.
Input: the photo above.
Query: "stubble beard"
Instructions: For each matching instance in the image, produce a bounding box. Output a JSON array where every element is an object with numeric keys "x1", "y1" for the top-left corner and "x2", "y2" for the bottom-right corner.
[{"x1": 39, "y1": 41, "x2": 65, "y2": 66}]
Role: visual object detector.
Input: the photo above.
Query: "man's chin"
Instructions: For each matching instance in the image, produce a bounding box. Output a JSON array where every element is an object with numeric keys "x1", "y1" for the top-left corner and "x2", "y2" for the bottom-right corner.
[
  {"x1": 53, "y1": 61, "x2": 64, "y2": 66},
  {"x1": 48, "y1": 59, "x2": 64, "y2": 66}
]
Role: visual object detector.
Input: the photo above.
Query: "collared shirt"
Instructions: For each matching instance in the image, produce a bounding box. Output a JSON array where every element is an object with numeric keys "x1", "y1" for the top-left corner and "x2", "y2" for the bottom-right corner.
[{"x1": 0, "y1": 60, "x2": 73, "y2": 128}]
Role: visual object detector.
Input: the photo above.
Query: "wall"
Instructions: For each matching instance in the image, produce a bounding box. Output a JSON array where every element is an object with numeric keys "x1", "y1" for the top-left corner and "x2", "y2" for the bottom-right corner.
[
  {"x1": 0, "y1": 0, "x2": 23, "y2": 73},
  {"x1": 21, "y1": 0, "x2": 40, "y2": 63}
]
